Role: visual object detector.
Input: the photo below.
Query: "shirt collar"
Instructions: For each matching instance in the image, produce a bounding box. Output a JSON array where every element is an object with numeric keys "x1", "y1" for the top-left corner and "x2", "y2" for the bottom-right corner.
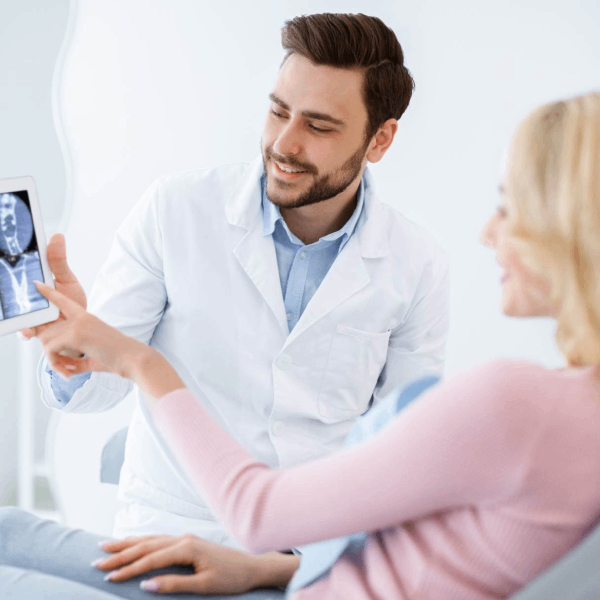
[{"x1": 261, "y1": 175, "x2": 365, "y2": 251}]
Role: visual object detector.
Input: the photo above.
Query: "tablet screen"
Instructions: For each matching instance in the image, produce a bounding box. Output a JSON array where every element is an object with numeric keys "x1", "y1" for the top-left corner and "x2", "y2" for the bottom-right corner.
[{"x1": 0, "y1": 190, "x2": 49, "y2": 320}]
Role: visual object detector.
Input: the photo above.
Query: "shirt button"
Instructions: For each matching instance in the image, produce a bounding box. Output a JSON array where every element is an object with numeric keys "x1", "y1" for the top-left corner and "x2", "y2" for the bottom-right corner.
[
  {"x1": 275, "y1": 354, "x2": 292, "y2": 370},
  {"x1": 286, "y1": 313, "x2": 292, "y2": 321},
  {"x1": 271, "y1": 421, "x2": 285, "y2": 437},
  {"x1": 299, "y1": 251, "x2": 307, "y2": 260}
]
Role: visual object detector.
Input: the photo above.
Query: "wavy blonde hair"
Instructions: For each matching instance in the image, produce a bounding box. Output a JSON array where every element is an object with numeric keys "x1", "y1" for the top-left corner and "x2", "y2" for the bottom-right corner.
[{"x1": 505, "y1": 91, "x2": 600, "y2": 366}]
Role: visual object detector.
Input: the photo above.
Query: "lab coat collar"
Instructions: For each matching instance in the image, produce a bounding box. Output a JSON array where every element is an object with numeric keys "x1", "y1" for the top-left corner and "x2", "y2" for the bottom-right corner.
[
  {"x1": 228, "y1": 156, "x2": 389, "y2": 341},
  {"x1": 224, "y1": 156, "x2": 389, "y2": 259},
  {"x1": 224, "y1": 156, "x2": 265, "y2": 230}
]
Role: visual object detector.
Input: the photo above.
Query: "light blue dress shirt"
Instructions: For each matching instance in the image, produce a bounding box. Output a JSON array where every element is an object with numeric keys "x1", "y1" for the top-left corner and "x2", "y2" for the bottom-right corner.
[
  {"x1": 45, "y1": 174, "x2": 366, "y2": 403},
  {"x1": 262, "y1": 174, "x2": 364, "y2": 332}
]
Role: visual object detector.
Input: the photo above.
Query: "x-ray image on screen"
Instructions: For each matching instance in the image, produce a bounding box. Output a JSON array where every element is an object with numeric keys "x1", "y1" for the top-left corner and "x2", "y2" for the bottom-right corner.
[{"x1": 0, "y1": 191, "x2": 49, "y2": 320}]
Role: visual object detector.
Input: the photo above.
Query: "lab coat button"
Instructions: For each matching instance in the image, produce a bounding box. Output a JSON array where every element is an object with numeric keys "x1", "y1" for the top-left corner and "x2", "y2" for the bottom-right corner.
[
  {"x1": 276, "y1": 354, "x2": 292, "y2": 370},
  {"x1": 271, "y1": 421, "x2": 285, "y2": 436}
]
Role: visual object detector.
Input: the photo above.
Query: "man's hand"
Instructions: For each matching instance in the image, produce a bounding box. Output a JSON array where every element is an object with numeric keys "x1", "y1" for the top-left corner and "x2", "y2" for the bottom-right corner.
[
  {"x1": 33, "y1": 282, "x2": 185, "y2": 400},
  {"x1": 94, "y1": 534, "x2": 284, "y2": 595},
  {"x1": 20, "y1": 233, "x2": 87, "y2": 347}
]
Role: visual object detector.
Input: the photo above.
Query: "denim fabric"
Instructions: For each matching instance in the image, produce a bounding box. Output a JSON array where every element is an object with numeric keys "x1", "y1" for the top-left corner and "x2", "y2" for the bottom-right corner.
[{"x1": 0, "y1": 507, "x2": 285, "y2": 600}]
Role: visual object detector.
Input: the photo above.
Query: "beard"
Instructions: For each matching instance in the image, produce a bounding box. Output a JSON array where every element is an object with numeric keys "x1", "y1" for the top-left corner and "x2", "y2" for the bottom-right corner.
[{"x1": 262, "y1": 138, "x2": 368, "y2": 209}]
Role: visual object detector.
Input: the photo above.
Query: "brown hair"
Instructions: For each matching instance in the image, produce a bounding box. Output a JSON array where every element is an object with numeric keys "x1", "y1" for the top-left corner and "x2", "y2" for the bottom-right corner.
[{"x1": 281, "y1": 13, "x2": 415, "y2": 142}]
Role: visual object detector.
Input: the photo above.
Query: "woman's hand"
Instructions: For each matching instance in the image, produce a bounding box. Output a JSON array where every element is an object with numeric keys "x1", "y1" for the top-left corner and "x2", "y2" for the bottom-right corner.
[
  {"x1": 32, "y1": 281, "x2": 145, "y2": 380},
  {"x1": 94, "y1": 534, "x2": 286, "y2": 595},
  {"x1": 33, "y1": 281, "x2": 186, "y2": 400}
]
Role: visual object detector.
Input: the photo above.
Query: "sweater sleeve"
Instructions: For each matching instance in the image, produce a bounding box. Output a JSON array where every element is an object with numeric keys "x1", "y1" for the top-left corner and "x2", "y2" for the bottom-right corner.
[{"x1": 151, "y1": 359, "x2": 545, "y2": 553}]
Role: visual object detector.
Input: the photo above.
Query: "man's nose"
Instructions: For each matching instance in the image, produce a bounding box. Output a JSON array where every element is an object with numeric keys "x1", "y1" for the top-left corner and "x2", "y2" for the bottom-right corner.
[{"x1": 273, "y1": 119, "x2": 303, "y2": 157}]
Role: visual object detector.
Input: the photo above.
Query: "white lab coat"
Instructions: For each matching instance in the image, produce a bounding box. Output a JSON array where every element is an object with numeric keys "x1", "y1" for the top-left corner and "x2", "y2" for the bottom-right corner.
[{"x1": 38, "y1": 156, "x2": 450, "y2": 548}]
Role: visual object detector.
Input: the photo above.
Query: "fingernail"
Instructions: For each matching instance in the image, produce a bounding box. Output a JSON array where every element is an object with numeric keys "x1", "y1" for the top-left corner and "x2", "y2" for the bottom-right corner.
[
  {"x1": 98, "y1": 540, "x2": 111, "y2": 548},
  {"x1": 140, "y1": 580, "x2": 160, "y2": 592},
  {"x1": 91, "y1": 558, "x2": 103, "y2": 567},
  {"x1": 16, "y1": 331, "x2": 27, "y2": 341},
  {"x1": 33, "y1": 280, "x2": 42, "y2": 285},
  {"x1": 104, "y1": 570, "x2": 118, "y2": 581}
]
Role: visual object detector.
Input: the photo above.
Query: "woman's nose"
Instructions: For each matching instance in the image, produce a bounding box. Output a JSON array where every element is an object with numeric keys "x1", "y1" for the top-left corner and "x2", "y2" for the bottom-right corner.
[{"x1": 479, "y1": 215, "x2": 497, "y2": 248}]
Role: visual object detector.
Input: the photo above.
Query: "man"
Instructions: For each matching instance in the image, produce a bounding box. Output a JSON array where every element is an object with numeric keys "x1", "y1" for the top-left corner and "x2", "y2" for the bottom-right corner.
[{"x1": 25, "y1": 13, "x2": 450, "y2": 549}]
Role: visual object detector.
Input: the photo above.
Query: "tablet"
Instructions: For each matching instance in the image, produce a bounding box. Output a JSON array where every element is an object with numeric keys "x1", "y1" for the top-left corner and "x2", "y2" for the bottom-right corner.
[{"x1": 0, "y1": 176, "x2": 59, "y2": 336}]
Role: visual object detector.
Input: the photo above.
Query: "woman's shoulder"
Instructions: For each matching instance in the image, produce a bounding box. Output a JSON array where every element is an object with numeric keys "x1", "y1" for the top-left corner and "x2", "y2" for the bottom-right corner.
[
  {"x1": 445, "y1": 358, "x2": 600, "y2": 422},
  {"x1": 446, "y1": 358, "x2": 552, "y2": 394}
]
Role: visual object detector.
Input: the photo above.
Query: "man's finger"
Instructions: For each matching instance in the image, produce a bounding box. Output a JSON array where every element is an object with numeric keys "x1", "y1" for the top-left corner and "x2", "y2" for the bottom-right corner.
[
  {"x1": 52, "y1": 355, "x2": 93, "y2": 376},
  {"x1": 36, "y1": 320, "x2": 84, "y2": 359},
  {"x1": 46, "y1": 233, "x2": 78, "y2": 284},
  {"x1": 36, "y1": 318, "x2": 69, "y2": 345},
  {"x1": 20, "y1": 323, "x2": 52, "y2": 340},
  {"x1": 34, "y1": 281, "x2": 81, "y2": 318}
]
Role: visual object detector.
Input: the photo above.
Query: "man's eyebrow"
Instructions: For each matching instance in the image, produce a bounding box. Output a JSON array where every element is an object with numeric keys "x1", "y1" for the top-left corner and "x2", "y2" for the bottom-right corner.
[{"x1": 269, "y1": 93, "x2": 346, "y2": 128}]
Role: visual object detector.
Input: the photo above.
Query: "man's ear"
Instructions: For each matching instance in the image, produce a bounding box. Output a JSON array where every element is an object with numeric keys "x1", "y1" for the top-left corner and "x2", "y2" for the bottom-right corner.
[{"x1": 366, "y1": 119, "x2": 398, "y2": 164}]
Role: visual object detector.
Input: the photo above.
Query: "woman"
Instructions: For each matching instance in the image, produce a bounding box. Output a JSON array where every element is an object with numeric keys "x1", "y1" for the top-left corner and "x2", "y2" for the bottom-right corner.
[{"x1": 2, "y1": 91, "x2": 600, "y2": 600}]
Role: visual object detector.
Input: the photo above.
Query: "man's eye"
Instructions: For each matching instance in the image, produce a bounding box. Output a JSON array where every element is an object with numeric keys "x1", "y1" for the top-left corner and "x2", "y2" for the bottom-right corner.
[
  {"x1": 308, "y1": 124, "x2": 331, "y2": 133},
  {"x1": 271, "y1": 109, "x2": 286, "y2": 119}
]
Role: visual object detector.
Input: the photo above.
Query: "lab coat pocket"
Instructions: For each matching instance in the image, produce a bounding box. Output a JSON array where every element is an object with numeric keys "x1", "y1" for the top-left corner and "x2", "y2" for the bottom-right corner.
[{"x1": 318, "y1": 324, "x2": 391, "y2": 422}]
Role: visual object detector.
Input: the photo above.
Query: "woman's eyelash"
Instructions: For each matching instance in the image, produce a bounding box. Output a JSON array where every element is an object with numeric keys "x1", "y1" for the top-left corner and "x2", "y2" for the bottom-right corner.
[{"x1": 270, "y1": 110, "x2": 331, "y2": 133}]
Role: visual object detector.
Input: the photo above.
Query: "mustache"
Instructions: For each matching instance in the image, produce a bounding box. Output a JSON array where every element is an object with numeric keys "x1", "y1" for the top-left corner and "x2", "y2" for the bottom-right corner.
[{"x1": 265, "y1": 148, "x2": 316, "y2": 174}]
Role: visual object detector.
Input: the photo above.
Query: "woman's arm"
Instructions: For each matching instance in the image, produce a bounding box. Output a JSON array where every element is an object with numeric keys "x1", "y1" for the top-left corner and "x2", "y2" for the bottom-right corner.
[
  {"x1": 35, "y1": 282, "x2": 539, "y2": 555},
  {"x1": 133, "y1": 361, "x2": 539, "y2": 554}
]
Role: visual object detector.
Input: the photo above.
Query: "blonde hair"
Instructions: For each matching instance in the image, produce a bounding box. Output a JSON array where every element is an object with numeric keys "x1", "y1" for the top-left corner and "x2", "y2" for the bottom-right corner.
[{"x1": 505, "y1": 91, "x2": 600, "y2": 366}]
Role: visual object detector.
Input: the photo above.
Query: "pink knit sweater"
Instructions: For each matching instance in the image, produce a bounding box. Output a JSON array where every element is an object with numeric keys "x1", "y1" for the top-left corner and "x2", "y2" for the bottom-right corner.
[{"x1": 151, "y1": 359, "x2": 600, "y2": 599}]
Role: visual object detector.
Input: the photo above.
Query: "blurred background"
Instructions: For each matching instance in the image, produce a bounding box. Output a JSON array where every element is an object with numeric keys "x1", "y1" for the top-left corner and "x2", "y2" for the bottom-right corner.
[{"x1": 0, "y1": 0, "x2": 598, "y2": 516}]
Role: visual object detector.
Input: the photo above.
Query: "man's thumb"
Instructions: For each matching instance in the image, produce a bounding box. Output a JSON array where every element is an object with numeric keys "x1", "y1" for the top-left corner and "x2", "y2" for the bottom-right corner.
[{"x1": 46, "y1": 233, "x2": 76, "y2": 283}]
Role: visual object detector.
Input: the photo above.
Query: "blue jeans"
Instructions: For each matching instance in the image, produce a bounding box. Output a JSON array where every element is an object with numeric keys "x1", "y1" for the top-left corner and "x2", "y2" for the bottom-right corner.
[{"x1": 0, "y1": 507, "x2": 285, "y2": 599}]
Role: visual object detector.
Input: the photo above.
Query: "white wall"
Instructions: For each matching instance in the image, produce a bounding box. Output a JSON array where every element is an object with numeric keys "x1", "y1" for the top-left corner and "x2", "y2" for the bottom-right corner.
[{"x1": 0, "y1": 0, "x2": 70, "y2": 505}]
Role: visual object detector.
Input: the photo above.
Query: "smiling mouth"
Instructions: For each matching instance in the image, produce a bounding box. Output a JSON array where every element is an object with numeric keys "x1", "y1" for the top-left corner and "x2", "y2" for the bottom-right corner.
[{"x1": 273, "y1": 160, "x2": 309, "y2": 175}]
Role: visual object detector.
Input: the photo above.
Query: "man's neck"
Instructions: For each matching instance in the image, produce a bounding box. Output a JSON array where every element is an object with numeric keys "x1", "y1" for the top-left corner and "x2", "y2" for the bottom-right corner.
[{"x1": 279, "y1": 180, "x2": 361, "y2": 245}]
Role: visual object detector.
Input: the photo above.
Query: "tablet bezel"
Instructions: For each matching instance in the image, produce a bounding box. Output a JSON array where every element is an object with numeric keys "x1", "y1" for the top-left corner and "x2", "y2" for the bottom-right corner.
[{"x1": 0, "y1": 176, "x2": 59, "y2": 336}]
